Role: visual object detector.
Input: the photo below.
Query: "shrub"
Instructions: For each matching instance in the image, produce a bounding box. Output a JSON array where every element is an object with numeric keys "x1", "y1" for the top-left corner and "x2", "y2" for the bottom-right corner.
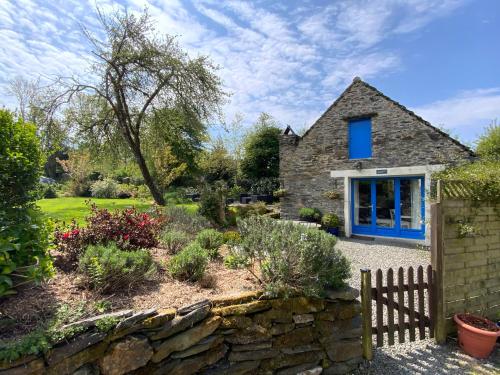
[
  {"x1": 223, "y1": 230, "x2": 242, "y2": 245},
  {"x1": 0, "y1": 110, "x2": 43, "y2": 207},
  {"x1": 433, "y1": 160, "x2": 500, "y2": 203},
  {"x1": 322, "y1": 213, "x2": 341, "y2": 228},
  {"x1": 199, "y1": 184, "x2": 227, "y2": 225},
  {"x1": 273, "y1": 188, "x2": 288, "y2": 198},
  {"x1": 168, "y1": 242, "x2": 208, "y2": 281},
  {"x1": 90, "y1": 178, "x2": 119, "y2": 198},
  {"x1": 0, "y1": 208, "x2": 55, "y2": 296},
  {"x1": 299, "y1": 207, "x2": 322, "y2": 222},
  {"x1": 249, "y1": 177, "x2": 279, "y2": 195},
  {"x1": 0, "y1": 110, "x2": 53, "y2": 296},
  {"x1": 237, "y1": 216, "x2": 351, "y2": 297},
  {"x1": 38, "y1": 184, "x2": 58, "y2": 199},
  {"x1": 54, "y1": 205, "x2": 164, "y2": 268},
  {"x1": 79, "y1": 243, "x2": 156, "y2": 292},
  {"x1": 223, "y1": 252, "x2": 248, "y2": 270},
  {"x1": 160, "y1": 230, "x2": 191, "y2": 254},
  {"x1": 163, "y1": 206, "x2": 211, "y2": 235},
  {"x1": 476, "y1": 123, "x2": 500, "y2": 161},
  {"x1": 196, "y1": 229, "x2": 224, "y2": 259}
]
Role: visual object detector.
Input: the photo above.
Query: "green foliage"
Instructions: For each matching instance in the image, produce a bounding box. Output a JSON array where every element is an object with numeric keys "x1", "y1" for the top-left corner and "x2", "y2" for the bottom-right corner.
[
  {"x1": 237, "y1": 216, "x2": 351, "y2": 297},
  {"x1": 160, "y1": 230, "x2": 191, "y2": 254},
  {"x1": 144, "y1": 107, "x2": 207, "y2": 186},
  {"x1": 250, "y1": 177, "x2": 280, "y2": 195},
  {"x1": 0, "y1": 109, "x2": 44, "y2": 207},
  {"x1": 0, "y1": 303, "x2": 88, "y2": 362},
  {"x1": 433, "y1": 161, "x2": 500, "y2": 203},
  {"x1": 241, "y1": 113, "x2": 281, "y2": 180},
  {"x1": 476, "y1": 123, "x2": 500, "y2": 161},
  {"x1": 229, "y1": 202, "x2": 269, "y2": 220},
  {"x1": 0, "y1": 208, "x2": 55, "y2": 297},
  {"x1": 299, "y1": 207, "x2": 322, "y2": 222},
  {"x1": 93, "y1": 300, "x2": 112, "y2": 313},
  {"x1": 90, "y1": 178, "x2": 120, "y2": 198},
  {"x1": 222, "y1": 230, "x2": 242, "y2": 245},
  {"x1": 168, "y1": 242, "x2": 208, "y2": 281},
  {"x1": 273, "y1": 189, "x2": 288, "y2": 198},
  {"x1": 163, "y1": 205, "x2": 210, "y2": 235},
  {"x1": 58, "y1": 150, "x2": 97, "y2": 197},
  {"x1": 196, "y1": 229, "x2": 224, "y2": 259},
  {"x1": 223, "y1": 253, "x2": 247, "y2": 270},
  {"x1": 322, "y1": 213, "x2": 341, "y2": 228},
  {"x1": 198, "y1": 139, "x2": 236, "y2": 184},
  {"x1": 78, "y1": 243, "x2": 156, "y2": 292},
  {"x1": 199, "y1": 183, "x2": 227, "y2": 225},
  {"x1": 42, "y1": 185, "x2": 58, "y2": 199},
  {"x1": 95, "y1": 316, "x2": 120, "y2": 332}
]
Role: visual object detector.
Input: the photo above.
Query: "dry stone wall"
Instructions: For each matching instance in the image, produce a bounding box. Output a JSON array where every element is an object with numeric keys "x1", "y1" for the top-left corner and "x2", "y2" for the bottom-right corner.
[{"x1": 0, "y1": 289, "x2": 362, "y2": 375}]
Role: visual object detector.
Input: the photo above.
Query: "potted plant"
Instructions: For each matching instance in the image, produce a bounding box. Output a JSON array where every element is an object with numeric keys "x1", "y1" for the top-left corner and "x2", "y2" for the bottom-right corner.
[
  {"x1": 298, "y1": 207, "x2": 322, "y2": 223},
  {"x1": 454, "y1": 313, "x2": 500, "y2": 358},
  {"x1": 321, "y1": 213, "x2": 341, "y2": 236}
]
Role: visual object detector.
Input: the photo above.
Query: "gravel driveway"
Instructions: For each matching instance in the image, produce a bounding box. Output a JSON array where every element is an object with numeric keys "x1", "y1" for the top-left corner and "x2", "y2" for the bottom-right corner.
[{"x1": 336, "y1": 238, "x2": 499, "y2": 374}]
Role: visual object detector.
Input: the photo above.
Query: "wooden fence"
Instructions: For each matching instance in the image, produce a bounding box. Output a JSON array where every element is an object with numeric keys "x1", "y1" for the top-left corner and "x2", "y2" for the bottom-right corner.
[{"x1": 361, "y1": 265, "x2": 436, "y2": 359}]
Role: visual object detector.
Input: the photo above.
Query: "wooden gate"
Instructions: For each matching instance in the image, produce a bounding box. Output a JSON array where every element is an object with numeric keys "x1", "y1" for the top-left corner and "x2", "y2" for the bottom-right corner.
[{"x1": 360, "y1": 265, "x2": 436, "y2": 360}]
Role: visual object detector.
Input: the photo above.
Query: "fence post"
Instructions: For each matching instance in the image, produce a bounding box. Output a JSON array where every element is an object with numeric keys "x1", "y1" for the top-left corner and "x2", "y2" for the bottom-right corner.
[
  {"x1": 361, "y1": 268, "x2": 373, "y2": 360},
  {"x1": 431, "y1": 202, "x2": 446, "y2": 344}
]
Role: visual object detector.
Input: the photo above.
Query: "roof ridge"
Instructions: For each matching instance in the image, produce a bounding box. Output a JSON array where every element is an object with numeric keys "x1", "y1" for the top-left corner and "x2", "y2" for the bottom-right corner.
[
  {"x1": 298, "y1": 78, "x2": 359, "y2": 139},
  {"x1": 356, "y1": 79, "x2": 475, "y2": 155},
  {"x1": 296, "y1": 77, "x2": 475, "y2": 156}
]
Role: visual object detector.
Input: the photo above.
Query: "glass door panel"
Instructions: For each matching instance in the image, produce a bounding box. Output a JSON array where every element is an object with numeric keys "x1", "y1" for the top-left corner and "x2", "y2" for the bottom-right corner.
[
  {"x1": 400, "y1": 178, "x2": 422, "y2": 230},
  {"x1": 376, "y1": 179, "x2": 395, "y2": 228},
  {"x1": 353, "y1": 180, "x2": 372, "y2": 226}
]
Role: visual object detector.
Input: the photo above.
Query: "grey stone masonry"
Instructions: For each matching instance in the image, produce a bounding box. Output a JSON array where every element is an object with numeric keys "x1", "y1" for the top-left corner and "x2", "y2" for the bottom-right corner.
[{"x1": 279, "y1": 77, "x2": 474, "y2": 224}]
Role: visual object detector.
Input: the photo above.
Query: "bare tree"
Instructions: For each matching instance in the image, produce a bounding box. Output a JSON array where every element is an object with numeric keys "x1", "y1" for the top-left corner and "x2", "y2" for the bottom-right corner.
[
  {"x1": 62, "y1": 9, "x2": 226, "y2": 205},
  {"x1": 7, "y1": 77, "x2": 67, "y2": 155}
]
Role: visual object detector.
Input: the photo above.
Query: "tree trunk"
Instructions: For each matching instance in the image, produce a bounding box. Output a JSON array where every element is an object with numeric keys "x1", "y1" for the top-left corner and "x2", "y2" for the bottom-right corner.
[{"x1": 131, "y1": 144, "x2": 166, "y2": 206}]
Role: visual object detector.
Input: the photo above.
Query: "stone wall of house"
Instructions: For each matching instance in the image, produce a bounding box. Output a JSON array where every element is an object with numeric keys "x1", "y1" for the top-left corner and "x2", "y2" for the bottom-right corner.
[
  {"x1": 279, "y1": 78, "x2": 473, "y2": 223},
  {"x1": 0, "y1": 289, "x2": 363, "y2": 375},
  {"x1": 433, "y1": 200, "x2": 500, "y2": 336}
]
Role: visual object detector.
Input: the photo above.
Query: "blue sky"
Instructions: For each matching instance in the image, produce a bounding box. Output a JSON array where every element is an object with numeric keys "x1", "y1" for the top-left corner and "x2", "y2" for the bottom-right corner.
[{"x1": 1, "y1": 0, "x2": 499, "y2": 143}]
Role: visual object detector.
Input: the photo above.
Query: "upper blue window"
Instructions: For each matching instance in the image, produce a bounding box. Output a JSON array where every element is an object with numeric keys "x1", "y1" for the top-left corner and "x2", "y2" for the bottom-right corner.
[{"x1": 348, "y1": 118, "x2": 372, "y2": 159}]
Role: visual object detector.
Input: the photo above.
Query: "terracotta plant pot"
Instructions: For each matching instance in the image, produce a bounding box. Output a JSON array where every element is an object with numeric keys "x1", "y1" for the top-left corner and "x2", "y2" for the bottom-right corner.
[{"x1": 454, "y1": 314, "x2": 500, "y2": 359}]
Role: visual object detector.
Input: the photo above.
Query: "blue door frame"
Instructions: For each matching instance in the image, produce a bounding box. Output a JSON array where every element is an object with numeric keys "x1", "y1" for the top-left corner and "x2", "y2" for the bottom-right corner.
[{"x1": 351, "y1": 176, "x2": 425, "y2": 240}]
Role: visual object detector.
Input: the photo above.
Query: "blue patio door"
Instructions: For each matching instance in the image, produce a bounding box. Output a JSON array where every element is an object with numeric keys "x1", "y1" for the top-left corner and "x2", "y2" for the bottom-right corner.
[{"x1": 351, "y1": 177, "x2": 425, "y2": 239}]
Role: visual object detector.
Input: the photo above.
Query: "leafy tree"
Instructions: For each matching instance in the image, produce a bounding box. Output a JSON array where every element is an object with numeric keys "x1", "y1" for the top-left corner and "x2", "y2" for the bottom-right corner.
[
  {"x1": 198, "y1": 139, "x2": 237, "y2": 184},
  {"x1": 8, "y1": 77, "x2": 68, "y2": 157},
  {"x1": 63, "y1": 9, "x2": 225, "y2": 205},
  {"x1": 241, "y1": 113, "x2": 281, "y2": 180},
  {"x1": 0, "y1": 109, "x2": 53, "y2": 296},
  {"x1": 476, "y1": 121, "x2": 500, "y2": 161},
  {"x1": 0, "y1": 110, "x2": 44, "y2": 207}
]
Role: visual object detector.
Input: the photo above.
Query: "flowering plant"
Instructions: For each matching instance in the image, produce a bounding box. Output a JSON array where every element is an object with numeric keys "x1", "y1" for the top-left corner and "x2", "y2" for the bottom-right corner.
[{"x1": 54, "y1": 203, "x2": 164, "y2": 268}]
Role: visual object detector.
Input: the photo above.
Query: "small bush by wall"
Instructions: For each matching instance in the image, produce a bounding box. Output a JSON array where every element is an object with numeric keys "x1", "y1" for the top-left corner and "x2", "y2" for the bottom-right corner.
[{"x1": 0, "y1": 289, "x2": 362, "y2": 375}]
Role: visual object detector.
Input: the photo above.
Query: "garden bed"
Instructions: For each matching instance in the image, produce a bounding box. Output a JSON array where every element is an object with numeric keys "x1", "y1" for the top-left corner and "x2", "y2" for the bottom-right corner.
[{"x1": 0, "y1": 246, "x2": 259, "y2": 341}]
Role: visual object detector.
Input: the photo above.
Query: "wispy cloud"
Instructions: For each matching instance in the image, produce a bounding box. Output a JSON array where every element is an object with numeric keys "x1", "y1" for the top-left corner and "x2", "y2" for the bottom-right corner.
[
  {"x1": 0, "y1": 0, "x2": 474, "y2": 134},
  {"x1": 413, "y1": 88, "x2": 500, "y2": 140}
]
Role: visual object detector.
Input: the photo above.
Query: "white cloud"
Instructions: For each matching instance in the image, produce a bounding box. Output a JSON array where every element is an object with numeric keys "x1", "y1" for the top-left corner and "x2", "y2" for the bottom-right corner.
[
  {"x1": 413, "y1": 88, "x2": 500, "y2": 141},
  {"x1": 0, "y1": 0, "x2": 470, "y2": 133}
]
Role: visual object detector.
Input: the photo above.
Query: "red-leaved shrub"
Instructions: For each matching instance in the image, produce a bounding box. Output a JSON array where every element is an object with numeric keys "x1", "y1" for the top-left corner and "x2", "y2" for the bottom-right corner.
[{"x1": 54, "y1": 204, "x2": 164, "y2": 268}]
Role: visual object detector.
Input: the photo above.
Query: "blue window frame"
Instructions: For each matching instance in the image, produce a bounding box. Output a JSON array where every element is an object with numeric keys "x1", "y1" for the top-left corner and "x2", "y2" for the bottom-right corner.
[
  {"x1": 348, "y1": 118, "x2": 372, "y2": 159},
  {"x1": 351, "y1": 176, "x2": 425, "y2": 240}
]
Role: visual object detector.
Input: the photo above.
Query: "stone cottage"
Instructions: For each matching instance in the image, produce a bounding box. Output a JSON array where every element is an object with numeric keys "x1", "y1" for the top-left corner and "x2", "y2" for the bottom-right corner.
[{"x1": 279, "y1": 77, "x2": 474, "y2": 244}]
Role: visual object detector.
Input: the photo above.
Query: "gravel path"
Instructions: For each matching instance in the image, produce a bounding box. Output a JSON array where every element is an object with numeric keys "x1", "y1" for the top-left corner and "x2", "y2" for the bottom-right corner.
[
  {"x1": 336, "y1": 238, "x2": 499, "y2": 374},
  {"x1": 336, "y1": 237, "x2": 430, "y2": 291}
]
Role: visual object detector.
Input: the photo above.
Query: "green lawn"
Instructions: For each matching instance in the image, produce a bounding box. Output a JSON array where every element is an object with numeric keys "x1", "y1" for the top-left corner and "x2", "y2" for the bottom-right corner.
[{"x1": 37, "y1": 197, "x2": 197, "y2": 225}]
